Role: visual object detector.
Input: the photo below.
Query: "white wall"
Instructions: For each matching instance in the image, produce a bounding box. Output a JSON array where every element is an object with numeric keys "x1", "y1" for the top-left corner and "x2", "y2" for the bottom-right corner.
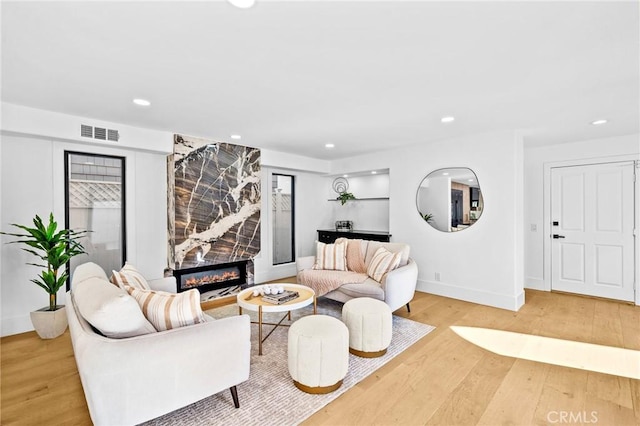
[
  {"x1": 1, "y1": 136, "x2": 54, "y2": 335},
  {"x1": 0, "y1": 103, "x2": 3, "y2": 331},
  {"x1": 327, "y1": 173, "x2": 390, "y2": 232},
  {"x1": 524, "y1": 133, "x2": 640, "y2": 295},
  {"x1": 256, "y1": 150, "x2": 331, "y2": 281},
  {"x1": 332, "y1": 131, "x2": 525, "y2": 311},
  {"x1": 2, "y1": 103, "x2": 173, "y2": 154},
  {"x1": 253, "y1": 166, "x2": 328, "y2": 283},
  {"x1": 345, "y1": 173, "x2": 389, "y2": 198},
  {"x1": 261, "y1": 149, "x2": 330, "y2": 174},
  {"x1": 1, "y1": 132, "x2": 170, "y2": 336}
]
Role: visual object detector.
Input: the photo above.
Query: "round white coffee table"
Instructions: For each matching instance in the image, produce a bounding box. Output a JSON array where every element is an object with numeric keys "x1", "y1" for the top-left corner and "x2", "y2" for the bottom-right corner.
[{"x1": 237, "y1": 283, "x2": 316, "y2": 355}]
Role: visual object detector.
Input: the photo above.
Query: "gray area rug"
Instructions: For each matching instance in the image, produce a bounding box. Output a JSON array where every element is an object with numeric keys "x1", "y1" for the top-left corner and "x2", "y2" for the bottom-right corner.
[{"x1": 143, "y1": 298, "x2": 435, "y2": 426}]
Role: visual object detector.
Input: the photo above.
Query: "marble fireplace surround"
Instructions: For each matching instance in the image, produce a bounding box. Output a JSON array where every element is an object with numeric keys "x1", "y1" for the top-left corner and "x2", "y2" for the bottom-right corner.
[{"x1": 167, "y1": 134, "x2": 261, "y2": 286}]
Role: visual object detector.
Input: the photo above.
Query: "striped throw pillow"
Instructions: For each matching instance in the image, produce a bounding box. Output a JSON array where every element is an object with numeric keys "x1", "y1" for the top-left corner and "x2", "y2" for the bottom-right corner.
[
  {"x1": 367, "y1": 247, "x2": 402, "y2": 282},
  {"x1": 312, "y1": 241, "x2": 347, "y2": 271},
  {"x1": 125, "y1": 287, "x2": 206, "y2": 331},
  {"x1": 111, "y1": 263, "x2": 151, "y2": 290}
]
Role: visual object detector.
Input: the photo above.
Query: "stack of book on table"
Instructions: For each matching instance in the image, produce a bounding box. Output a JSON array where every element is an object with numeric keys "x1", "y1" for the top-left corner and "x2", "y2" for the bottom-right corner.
[{"x1": 262, "y1": 290, "x2": 299, "y2": 305}]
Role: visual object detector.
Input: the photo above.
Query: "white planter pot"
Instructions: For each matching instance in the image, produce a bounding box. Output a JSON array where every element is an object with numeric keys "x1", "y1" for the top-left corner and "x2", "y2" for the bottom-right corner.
[{"x1": 30, "y1": 305, "x2": 68, "y2": 339}]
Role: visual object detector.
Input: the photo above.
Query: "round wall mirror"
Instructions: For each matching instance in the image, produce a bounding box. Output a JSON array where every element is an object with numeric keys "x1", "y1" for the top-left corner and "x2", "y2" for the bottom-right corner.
[{"x1": 416, "y1": 167, "x2": 484, "y2": 232}]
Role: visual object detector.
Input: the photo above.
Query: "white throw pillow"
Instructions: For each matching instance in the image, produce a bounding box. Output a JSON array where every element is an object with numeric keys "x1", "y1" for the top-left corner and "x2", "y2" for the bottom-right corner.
[
  {"x1": 71, "y1": 262, "x2": 109, "y2": 289},
  {"x1": 125, "y1": 287, "x2": 206, "y2": 331},
  {"x1": 73, "y1": 277, "x2": 157, "y2": 338},
  {"x1": 367, "y1": 247, "x2": 402, "y2": 282},
  {"x1": 312, "y1": 241, "x2": 347, "y2": 271}
]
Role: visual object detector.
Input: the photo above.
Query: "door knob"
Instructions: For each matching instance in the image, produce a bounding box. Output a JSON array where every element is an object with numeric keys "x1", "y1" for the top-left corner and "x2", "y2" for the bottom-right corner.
[{"x1": 552, "y1": 234, "x2": 565, "y2": 239}]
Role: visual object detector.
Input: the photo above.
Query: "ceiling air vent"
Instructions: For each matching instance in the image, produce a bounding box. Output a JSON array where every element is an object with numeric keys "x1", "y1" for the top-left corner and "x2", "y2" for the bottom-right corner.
[
  {"x1": 107, "y1": 129, "x2": 119, "y2": 142},
  {"x1": 80, "y1": 124, "x2": 120, "y2": 142},
  {"x1": 80, "y1": 124, "x2": 93, "y2": 138},
  {"x1": 94, "y1": 127, "x2": 107, "y2": 140}
]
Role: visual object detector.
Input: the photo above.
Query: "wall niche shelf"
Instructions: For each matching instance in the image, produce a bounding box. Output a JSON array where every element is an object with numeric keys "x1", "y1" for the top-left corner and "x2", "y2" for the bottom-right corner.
[{"x1": 327, "y1": 197, "x2": 389, "y2": 201}]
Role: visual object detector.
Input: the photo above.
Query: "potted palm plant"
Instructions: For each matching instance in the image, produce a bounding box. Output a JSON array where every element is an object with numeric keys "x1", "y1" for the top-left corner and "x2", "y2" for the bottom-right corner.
[{"x1": 1, "y1": 213, "x2": 87, "y2": 339}]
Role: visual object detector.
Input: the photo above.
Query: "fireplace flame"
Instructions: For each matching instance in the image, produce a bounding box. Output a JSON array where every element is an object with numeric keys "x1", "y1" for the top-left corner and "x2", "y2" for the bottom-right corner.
[{"x1": 183, "y1": 270, "x2": 240, "y2": 288}]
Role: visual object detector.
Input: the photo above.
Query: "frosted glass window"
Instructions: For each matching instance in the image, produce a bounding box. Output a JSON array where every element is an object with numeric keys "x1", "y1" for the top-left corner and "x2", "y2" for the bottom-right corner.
[
  {"x1": 65, "y1": 152, "x2": 126, "y2": 287},
  {"x1": 272, "y1": 174, "x2": 295, "y2": 265}
]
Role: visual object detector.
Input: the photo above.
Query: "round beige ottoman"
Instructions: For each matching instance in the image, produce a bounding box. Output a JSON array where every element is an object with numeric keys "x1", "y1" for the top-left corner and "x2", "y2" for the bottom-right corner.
[
  {"x1": 342, "y1": 297, "x2": 392, "y2": 358},
  {"x1": 288, "y1": 315, "x2": 349, "y2": 394}
]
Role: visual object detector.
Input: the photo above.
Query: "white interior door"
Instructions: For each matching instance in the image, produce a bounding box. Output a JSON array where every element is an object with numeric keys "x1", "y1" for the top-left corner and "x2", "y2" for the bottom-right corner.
[{"x1": 551, "y1": 161, "x2": 635, "y2": 301}]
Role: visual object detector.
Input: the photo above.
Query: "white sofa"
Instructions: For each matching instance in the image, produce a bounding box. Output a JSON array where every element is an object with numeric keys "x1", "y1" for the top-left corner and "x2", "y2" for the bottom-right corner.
[
  {"x1": 296, "y1": 239, "x2": 418, "y2": 313},
  {"x1": 66, "y1": 262, "x2": 251, "y2": 426}
]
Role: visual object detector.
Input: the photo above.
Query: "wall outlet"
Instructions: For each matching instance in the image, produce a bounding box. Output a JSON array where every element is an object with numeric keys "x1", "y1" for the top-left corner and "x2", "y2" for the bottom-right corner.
[
  {"x1": 435, "y1": 272, "x2": 441, "y2": 281},
  {"x1": 531, "y1": 224, "x2": 537, "y2": 232}
]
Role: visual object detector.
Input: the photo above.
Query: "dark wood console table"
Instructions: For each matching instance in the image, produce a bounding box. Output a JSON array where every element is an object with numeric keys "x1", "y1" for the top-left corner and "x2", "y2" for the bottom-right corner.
[{"x1": 317, "y1": 229, "x2": 392, "y2": 243}]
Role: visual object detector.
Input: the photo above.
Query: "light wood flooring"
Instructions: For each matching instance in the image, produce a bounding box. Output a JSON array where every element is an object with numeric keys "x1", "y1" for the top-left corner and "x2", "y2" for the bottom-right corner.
[{"x1": 1, "y1": 289, "x2": 639, "y2": 425}]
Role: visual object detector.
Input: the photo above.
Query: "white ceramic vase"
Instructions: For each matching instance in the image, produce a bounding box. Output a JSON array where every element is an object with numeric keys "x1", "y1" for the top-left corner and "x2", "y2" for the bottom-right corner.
[{"x1": 30, "y1": 305, "x2": 68, "y2": 339}]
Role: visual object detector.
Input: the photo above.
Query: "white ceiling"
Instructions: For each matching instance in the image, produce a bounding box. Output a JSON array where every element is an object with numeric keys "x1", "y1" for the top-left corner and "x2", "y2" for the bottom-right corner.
[{"x1": 2, "y1": 1, "x2": 638, "y2": 160}]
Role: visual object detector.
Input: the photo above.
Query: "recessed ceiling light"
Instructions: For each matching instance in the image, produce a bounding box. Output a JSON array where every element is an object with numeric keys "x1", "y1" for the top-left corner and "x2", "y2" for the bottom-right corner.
[
  {"x1": 133, "y1": 98, "x2": 151, "y2": 106},
  {"x1": 441, "y1": 116, "x2": 455, "y2": 123},
  {"x1": 228, "y1": 0, "x2": 255, "y2": 8},
  {"x1": 325, "y1": 143, "x2": 335, "y2": 149},
  {"x1": 443, "y1": 172, "x2": 449, "y2": 176},
  {"x1": 468, "y1": 179, "x2": 474, "y2": 182},
  {"x1": 371, "y1": 171, "x2": 377, "y2": 175},
  {"x1": 230, "y1": 134, "x2": 241, "y2": 140},
  {"x1": 343, "y1": 174, "x2": 349, "y2": 178},
  {"x1": 591, "y1": 119, "x2": 608, "y2": 125}
]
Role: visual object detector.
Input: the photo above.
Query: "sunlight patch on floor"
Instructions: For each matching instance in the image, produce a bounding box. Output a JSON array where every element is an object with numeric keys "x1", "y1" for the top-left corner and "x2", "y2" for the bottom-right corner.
[{"x1": 451, "y1": 326, "x2": 640, "y2": 379}]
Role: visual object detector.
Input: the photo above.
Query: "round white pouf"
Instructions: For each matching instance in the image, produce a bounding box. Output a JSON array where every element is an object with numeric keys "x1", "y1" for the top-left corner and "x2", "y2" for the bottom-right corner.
[
  {"x1": 342, "y1": 297, "x2": 392, "y2": 358},
  {"x1": 288, "y1": 315, "x2": 349, "y2": 394}
]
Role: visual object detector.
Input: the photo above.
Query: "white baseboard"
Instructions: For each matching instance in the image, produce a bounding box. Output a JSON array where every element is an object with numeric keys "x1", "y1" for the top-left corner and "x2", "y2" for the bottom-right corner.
[
  {"x1": 1, "y1": 315, "x2": 34, "y2": 337},
  {"x1": 516, "y1": 290, "x2": 525, "y2": 309},
  {"x1": 417, "y1": 279, "x2": 524, "y2": 311},
  {"x1": 525, "y1": 277, "x2": 547, "y2": 291}
]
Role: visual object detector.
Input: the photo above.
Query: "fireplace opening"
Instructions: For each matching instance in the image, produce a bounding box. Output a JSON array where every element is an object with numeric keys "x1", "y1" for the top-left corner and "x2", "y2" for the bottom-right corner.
[
  {"x1": 173, "y1": 260, "x2": 247, "y2": 296},
  {"x1": 182, "y1": 266, "x2": 240, "y2": 289}
]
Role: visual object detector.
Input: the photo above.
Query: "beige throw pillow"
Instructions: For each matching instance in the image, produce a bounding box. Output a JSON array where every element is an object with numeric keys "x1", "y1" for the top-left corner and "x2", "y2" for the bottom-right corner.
[
  {"x1": 313, "y1": 241, "x2": 347, "y2": 271},
  {"x1": 125, "y1": 287, "x2": 206, "y2": 331},
  {"x1": 367, "y1": 246, "x2": 402, "y2": 282},
  {"x1": 343, "y1": 239, "x2": 367, "y2": 273},
  {"x1": 111, "y1": 263, "x2": 151, "y2": 290},
  {"x1": 365, "y1": 242, "x2": 410, "y2": 267}
]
